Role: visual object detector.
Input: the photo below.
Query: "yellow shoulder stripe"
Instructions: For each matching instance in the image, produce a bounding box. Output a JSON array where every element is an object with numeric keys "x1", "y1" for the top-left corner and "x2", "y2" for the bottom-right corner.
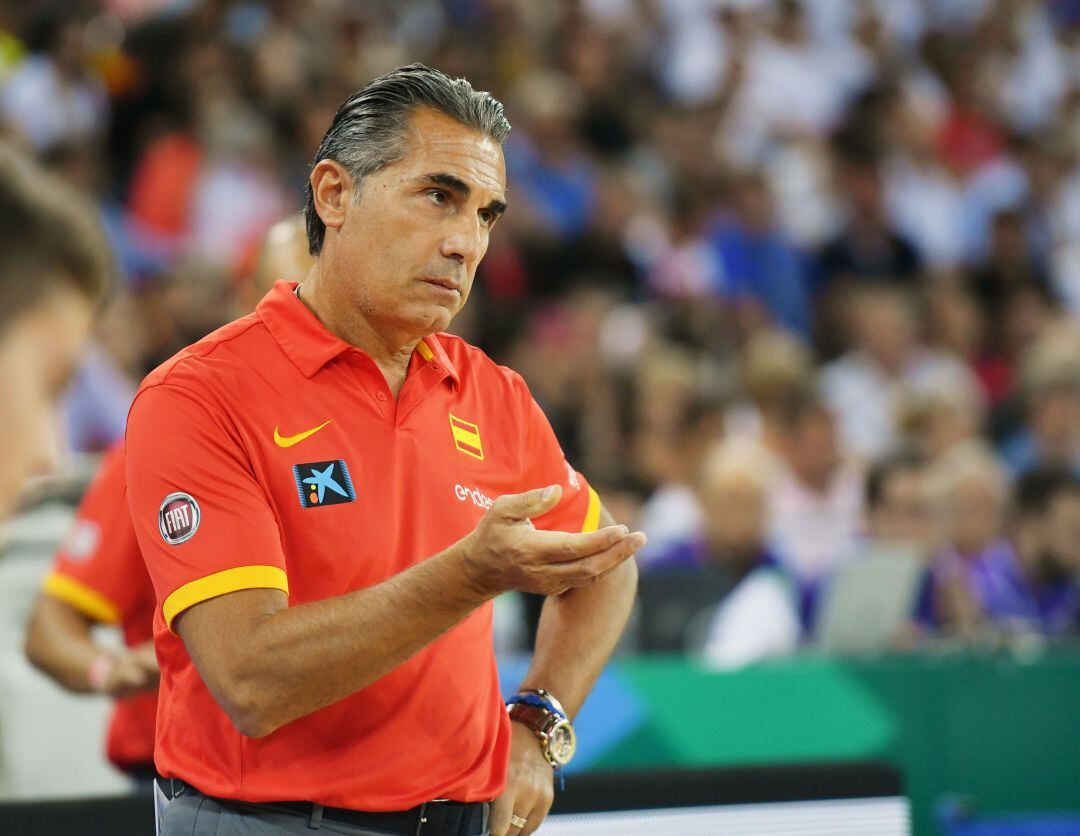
[
  {"x1": 42, "y1": 572, "x2": 121, "y2": 624},
  {"x1": 581, "y1": 486, "x2": 601, "y2": 533},
  {"x1": 163, "y1": 565, "x2": 289, "y2": 632}
]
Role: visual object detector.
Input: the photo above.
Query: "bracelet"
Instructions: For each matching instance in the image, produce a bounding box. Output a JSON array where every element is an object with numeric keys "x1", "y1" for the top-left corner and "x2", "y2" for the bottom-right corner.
[
  {"x1": 507, "y1": 690, "x2": 567, "y2": 719},
  {"x1": 86, "y1": 653, "x2": 114, "y2": 692}
]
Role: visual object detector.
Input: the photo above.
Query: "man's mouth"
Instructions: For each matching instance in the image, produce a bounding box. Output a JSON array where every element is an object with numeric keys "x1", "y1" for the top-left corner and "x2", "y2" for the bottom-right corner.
[{"x1": 421, "y1": 277, "x2": 461, "y2": 294}]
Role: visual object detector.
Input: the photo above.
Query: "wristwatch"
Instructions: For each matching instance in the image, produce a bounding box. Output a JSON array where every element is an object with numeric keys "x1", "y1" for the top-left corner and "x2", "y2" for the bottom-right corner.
[{"x1": 506, "y1": 689, "x2": 576, "y2": 768}]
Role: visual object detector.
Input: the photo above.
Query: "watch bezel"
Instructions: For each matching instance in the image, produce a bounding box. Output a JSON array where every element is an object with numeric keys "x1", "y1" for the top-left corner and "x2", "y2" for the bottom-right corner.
[
  {"x1": 507, "y1": 701, "x2": 577, "y2": 768},
  {"x1": 542, "y1": 716, "x2": 577, "y2": 767}
]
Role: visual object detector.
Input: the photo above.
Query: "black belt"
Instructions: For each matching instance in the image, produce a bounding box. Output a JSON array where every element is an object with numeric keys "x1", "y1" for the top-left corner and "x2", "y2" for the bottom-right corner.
[{"x1": 158, "y1": 778, "x2": 489, "y2": 834}]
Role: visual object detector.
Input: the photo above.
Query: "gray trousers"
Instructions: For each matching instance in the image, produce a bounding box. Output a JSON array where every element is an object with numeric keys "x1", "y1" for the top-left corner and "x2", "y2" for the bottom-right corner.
[{"x1": 155, "y1": 784, "x2": 491, "y2": 835}]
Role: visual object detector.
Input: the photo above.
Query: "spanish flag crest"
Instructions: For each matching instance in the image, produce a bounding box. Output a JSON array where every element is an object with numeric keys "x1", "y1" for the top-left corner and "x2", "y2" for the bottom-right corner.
[{"x1": 449, "y1": 413, "x2": 484, "y2": 461}]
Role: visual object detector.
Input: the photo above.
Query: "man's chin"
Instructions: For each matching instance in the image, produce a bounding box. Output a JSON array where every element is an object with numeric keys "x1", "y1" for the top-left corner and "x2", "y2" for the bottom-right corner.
[{"x1": 399, "y1": 306, "x2": 454, "y2": 337}]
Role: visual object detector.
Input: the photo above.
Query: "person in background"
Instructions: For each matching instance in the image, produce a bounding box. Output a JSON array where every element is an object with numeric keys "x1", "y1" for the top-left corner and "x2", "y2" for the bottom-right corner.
[
  {"x1": 864, "y1": 450, "x2": 940, "y2": 551},
  {"x1": 710, "y1": 171, "x2": 813, "y2": 340},
  {"x1": 22, "y1": 214, "x2": 314, "y2": 782},
  {"x1": 930, "y1": 445, "x2": 1038, "y2": 636},
  {"x1": 821, "y1": 284, "x2": 977, "y2": 461},
  {"x1": 698, "y1": 440, "x2": 800, "y2": 669},
  {"x1": 1001, "y1": 366, "x2": 1080, "y2": 479},
  {"x1": 24, "y1": 441, "x2": 158, "y2": 780},
  {"x1": 895, "y1": 370, "x2": 986, "y2": 464},
  {"x1": 1011, "y1": 468, "x2": 1080, "y2": 636},
  {"x1": 861, "y1": 450, "x2": 942, "y2": 636},
  {"x1": 0, "y1": 139, "x2": 111, "y2": 520},
  {"x1": 768, "y1": 387, "x2": 864, "y2": 592}
]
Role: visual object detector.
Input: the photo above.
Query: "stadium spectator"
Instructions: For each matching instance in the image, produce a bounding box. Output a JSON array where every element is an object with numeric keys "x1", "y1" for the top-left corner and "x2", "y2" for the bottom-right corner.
[
  {"x1": 930, "y1": 445, "x2": 1039, "y2": 636},
  {"x1": 1001, "y1": 365, "x2": 1080, "y2": 479},
  {"x1": 861, "y1": 450, "x2": 941, "y2": 635},
  {"x1": 821, "y1": 284, "x2": 977, "y2": 460},
  {"x1": 817, "y1": 151, "x2": 922, "y2": 290},
  {"x1": 698, "y1": 440, "x2": 801, "y2": 669},
  {"x1": 1011, "y1": 468, "x2": 1080, "y2": 635},
  {"x1": 767, "y1": 388, "x2": 863, "y2": 588},
  {"x1": 0, "y1": 11, "x2": 107, "y2": 152}
]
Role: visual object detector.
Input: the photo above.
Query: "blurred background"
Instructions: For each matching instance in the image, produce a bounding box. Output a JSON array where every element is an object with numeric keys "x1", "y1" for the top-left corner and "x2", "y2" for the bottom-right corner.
[{"x1": 1, "y1": 0, "x2": 1080, "y2": 834}]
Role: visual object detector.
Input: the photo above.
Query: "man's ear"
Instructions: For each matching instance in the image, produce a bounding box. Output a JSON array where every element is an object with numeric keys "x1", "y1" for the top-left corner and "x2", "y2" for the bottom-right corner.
[{"x1": 309, "y1": 160, "x2": 354, "y2": 237}]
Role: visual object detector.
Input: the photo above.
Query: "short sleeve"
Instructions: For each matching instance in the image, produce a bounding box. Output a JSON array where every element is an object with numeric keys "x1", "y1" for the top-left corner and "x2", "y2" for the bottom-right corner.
[
  {"x1": 43, "y1": 442, "x2": 147, "y2": 625},
  {"x1": 514, "y1": 378, "x2": 600, "y2": 534},
  {"x1": 125, "y1": 383, "x2": 288, "y2": 632}
]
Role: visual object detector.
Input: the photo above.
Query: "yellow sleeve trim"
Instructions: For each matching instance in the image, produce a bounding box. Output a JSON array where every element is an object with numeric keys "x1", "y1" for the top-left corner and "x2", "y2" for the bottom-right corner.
[
  {"x1": 581, "y1": 486, "x2": 601, "y2": 533},
  {"x1": 42, "y1": 572, "x2": 121, "y2": 624},
  {"x1": 162, "y1": 565, "x2": 289, "y2": 632}
]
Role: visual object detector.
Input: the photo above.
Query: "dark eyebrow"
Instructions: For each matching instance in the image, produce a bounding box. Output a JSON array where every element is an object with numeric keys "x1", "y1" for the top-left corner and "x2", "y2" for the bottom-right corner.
[{"x1": 421, "y1": 172, "x2": 507, "y2": 217}]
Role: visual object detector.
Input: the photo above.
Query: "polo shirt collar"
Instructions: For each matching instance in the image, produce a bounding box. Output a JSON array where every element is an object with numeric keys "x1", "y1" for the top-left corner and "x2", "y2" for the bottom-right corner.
[
  {"x1": 413, "y1": 329, "x2": 460, "y2": 388},
  {"x1": 258, "y1": 281, "x2": 460, "y2": 387}
]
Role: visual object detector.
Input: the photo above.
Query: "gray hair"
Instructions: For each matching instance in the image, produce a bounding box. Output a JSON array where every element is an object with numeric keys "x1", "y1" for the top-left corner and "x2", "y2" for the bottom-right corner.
[{"x1": 303, "y1": 63, "x2": 511, "y2": 256}]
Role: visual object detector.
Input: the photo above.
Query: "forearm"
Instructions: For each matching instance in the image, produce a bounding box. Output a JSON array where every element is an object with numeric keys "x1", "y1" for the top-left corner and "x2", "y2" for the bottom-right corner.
[
  {"x1": 203, "y1": 543, "x2": 493, "y2": 736},
  {"x1": 24, "y1": 596, "x2": 102, "y2": 693},
  {"x1": 518, "y1": 508, "x2": 638, "y2": 717}
]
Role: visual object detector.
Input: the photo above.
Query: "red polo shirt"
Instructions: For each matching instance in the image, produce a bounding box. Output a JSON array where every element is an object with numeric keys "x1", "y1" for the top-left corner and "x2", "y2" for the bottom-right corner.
[
  {"x1": 42, "y1": 441, "x2": 157, "y2": 772},
  {"x1": 125, "y1": 281, "x2": 599, "y2": 811}
]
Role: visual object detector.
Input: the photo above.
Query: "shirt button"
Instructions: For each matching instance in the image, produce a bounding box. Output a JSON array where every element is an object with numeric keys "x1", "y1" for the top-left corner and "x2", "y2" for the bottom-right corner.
[{"x1": 376, "y1": 391, "x2": 388, "y2": 402}]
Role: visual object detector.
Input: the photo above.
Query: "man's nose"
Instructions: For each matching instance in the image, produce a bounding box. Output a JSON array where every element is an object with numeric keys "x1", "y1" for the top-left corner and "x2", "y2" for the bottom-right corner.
[{"x1": 439, "y1": 218, "x2": 483, "y2": 264}]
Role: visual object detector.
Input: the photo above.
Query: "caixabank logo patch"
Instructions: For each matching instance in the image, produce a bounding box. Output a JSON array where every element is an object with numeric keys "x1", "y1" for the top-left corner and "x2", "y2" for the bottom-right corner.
[{"x1": 292, "y1": 460, "x2": 357, "y2": 509}]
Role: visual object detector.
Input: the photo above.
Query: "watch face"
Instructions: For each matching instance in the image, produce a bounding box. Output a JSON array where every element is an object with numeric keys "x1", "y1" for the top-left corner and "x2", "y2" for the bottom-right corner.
[{"x1": 548, "y1": 720, "x2": 577, "y2": 767}]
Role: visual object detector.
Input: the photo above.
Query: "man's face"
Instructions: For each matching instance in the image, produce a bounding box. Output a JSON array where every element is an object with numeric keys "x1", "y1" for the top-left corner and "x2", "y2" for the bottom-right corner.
[
  {"x1": 785, "y1": 408, "x2": 838, "y2": 489},
  {"x1": 321, "y1": 108, "x2": 506, "y2": 338},
  {"x1": 0, "y1": 286, "x2": 93, "y2": 519},
  {"x1": 869, "y1": 468, "x2": 938, "y2": 548},
  {"x1": 699, "y1": 472, "x2": 766, "y2": 563},
  {"x1": 1041, "y1": 491, "x2": 1080, "y2": 572}
]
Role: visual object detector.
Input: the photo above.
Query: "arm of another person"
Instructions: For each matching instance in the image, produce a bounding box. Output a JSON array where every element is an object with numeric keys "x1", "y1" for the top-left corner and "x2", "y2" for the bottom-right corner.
[
  {"x1": 25, "y1": 595, "x2": 158, "y2": 697},
  {"x1": 25, "y1": 443, "x2": 158, "y2": 699}
]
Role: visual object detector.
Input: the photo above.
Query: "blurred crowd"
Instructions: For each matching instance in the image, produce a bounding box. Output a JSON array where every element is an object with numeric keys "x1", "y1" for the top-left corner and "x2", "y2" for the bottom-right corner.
[{"x1": 3, "y1": 0, "x2": 1080, "y2": 665}]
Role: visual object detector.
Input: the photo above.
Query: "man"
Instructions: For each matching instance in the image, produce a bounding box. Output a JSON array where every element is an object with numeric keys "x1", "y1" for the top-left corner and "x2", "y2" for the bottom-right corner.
[
  {"x1": 864, "y1": 450, "x2": 939, "y2": 550},
  {"x1": 24, "y1": 216, "x2": 315, "y2": 783},
  {"x1": 0, "y1": 139, "x2": 110, "y2": 519},
  {"x1": 768, "y1": 388, "x2": 863, "y2": 586},
  {"x1": 1011, "y1": 468, "x2": 1080, "y2": 635},
  {"x1": 696, "y1": 440, "x2": 801, "y2": 669},
  {"x1": 126, "y1": 65, "x2": 644, "y2": 836},
  {"x1": 861, "y1": 450, "x2": 941, "y2": 635}
]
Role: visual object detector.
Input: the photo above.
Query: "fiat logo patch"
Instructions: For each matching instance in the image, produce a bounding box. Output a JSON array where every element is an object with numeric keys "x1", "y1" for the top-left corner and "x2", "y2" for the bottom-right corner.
[{"x1": 158, "y1": 492, "x2": 201, "y2": 545}]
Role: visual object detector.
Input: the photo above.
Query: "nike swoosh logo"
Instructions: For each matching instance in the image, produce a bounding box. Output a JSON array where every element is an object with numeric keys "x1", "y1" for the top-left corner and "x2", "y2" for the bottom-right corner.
[{"x1": 274, "y1": 419, "x2": 332, "y2": 448}]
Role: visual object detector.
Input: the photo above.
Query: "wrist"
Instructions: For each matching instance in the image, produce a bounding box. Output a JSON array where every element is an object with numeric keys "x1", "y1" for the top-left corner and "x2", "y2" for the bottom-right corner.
[
  {"x1": 448, "y1": 535, "x2": 499, "y2": 602},
  {"x1": 507, "y1": 691, "x2": 577, "y2": 769},
  {"x1": 86, "y1": 652, "x2": 114, "y2": 693}
]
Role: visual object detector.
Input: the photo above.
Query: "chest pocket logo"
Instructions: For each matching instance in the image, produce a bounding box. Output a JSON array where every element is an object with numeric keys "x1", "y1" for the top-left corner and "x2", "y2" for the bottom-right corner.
[
  {"x1": 293, "y1": 460, "x2": 357, "y2": 508},
  {"x1": 449, "y1": 413, "x2": 484, "y2": 461}
]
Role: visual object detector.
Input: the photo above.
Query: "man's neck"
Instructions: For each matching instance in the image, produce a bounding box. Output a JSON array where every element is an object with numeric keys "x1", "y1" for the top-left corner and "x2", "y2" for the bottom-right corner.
[{"x1": 297, "y1": 275, "x2": 418, "y2": 399}]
